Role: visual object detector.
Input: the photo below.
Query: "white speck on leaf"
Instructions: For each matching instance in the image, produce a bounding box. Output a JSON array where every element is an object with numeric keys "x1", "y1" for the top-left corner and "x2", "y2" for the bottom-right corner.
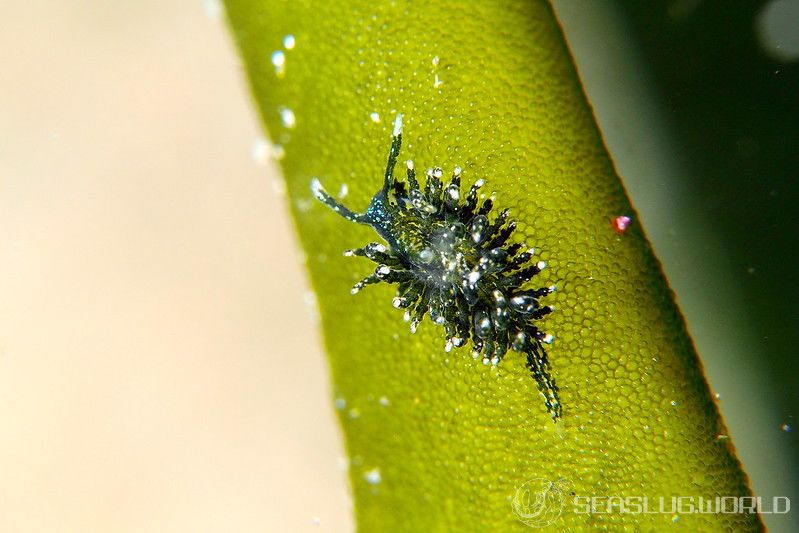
[
  {"x1": 271, "y1": 51, "x2": 286, "y2": 77},
  {"x1": 364, "y1": 468, "x2": 382, "y2": 485},
  {"x1": 278, "y1": 106, "x2": 296, "y2": 128}
]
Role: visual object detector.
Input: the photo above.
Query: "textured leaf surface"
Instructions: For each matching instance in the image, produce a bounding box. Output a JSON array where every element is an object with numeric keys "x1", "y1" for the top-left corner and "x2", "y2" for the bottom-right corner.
[{"x1": 224, "y1": 1, "x2": 760, "y2": 530}]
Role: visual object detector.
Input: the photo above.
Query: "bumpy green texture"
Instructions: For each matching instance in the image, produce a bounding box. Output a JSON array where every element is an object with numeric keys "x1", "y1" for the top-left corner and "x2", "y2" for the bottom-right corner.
[{"x1": 225, "y1": 1, "x2": 760, "y2": 531}]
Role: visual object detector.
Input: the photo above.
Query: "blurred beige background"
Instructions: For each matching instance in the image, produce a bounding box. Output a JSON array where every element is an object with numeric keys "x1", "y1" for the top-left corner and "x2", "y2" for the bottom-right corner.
[{"x1": 0, "y1": 1, "x2": 351, "y2": 531}]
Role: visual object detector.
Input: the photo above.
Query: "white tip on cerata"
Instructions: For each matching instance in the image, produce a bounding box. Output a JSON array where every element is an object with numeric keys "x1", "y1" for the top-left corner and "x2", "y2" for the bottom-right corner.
[
  {"x1": 310, "y1": 177, "x2": 325, "y2": 200},
  {"x1": 393, "y1": 113, "x2": 403, "y2": 137}
]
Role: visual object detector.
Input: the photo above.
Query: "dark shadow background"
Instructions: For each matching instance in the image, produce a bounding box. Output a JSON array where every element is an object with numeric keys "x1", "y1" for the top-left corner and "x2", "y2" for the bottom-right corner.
[{"x1": 620, "y1": 0, "x2": 798, "y2": 462}]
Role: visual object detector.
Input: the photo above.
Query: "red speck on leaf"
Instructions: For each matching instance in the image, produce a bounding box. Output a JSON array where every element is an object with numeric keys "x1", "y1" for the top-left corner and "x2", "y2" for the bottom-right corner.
[{"x1": 612, "y1": 215, "x2": 632, "y2": 234}]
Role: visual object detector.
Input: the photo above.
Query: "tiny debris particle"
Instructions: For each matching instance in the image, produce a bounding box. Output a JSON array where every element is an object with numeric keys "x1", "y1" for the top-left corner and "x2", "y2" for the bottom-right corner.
[
  {"x1": 250, "y1": 137, "x2": 269, "y2": 165},
  {"x1": 379, "y1": 396, "x2": 390, "y2": 406},
  {"x1": 302, "y1": 291, "x2": 320, "y2": 323},
  {"x1": 271, "y1": 51, "x2": 286, "y2": 77},
  {"x1": 364, "y1": 467, "x2": 382, "y2": 485},
  {"x1": 278, "y1": 106, "x2": 296, "y2": 128},
  {"x1": 203, "y1": 0, "x2": 224, "y2": 20},
  {"x1": 370, "y1": 112, "x2": 381, "y2": 123},
  {"x1": 612, "y1": 215, "x2": 632, "y2": 234},
  {"x1": 270, "y1": 143, "x2": 286, "y2": 161},
  {"x1": 334, "y1": 397, "x2": 346, "y2": 410},
  {"x1": 295, "y1": 198, "x2": 313, "y2": 213},
  {"x1": 283, "y1": 34, "x2": 296, "y2": 50},
  {"x1": 271, "y1": 51, "x2": 285, "y2": 67}
]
